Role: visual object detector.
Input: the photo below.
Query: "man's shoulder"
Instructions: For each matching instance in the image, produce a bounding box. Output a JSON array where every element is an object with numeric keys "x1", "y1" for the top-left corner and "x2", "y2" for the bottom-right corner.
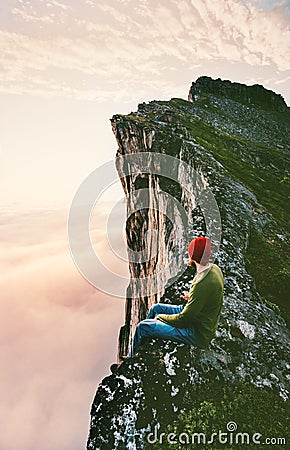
[
  {"x1": 210, "y1": 264, "x2": 224, "y2": 288},
  {"x1": 211, "y1": 263, "x2": 223, "y2": 274},
  {"x1": 191, "y1": 264, "x2": 223, "y2": 289},
  {"x1": 206, "y1": 264, "x2": 224, "y2": 284}
]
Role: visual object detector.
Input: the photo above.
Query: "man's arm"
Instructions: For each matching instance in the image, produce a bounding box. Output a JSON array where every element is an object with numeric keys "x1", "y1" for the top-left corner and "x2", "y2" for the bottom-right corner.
[{"x1": 156, "y1": 282, "x2": 205, "y2": 328}]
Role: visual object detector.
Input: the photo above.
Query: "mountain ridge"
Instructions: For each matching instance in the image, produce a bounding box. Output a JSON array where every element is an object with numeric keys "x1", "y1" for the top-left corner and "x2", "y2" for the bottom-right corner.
[
  {"x1": 188, "y1": 76, "x2": 288, "y2": 112},
  {"x1": 87, "y1": 77, "x2": 290, "y2": 450}
]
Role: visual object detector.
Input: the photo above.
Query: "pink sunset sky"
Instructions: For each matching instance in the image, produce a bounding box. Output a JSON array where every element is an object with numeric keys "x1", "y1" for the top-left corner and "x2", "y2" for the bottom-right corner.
[{"x1": 0, "y1": 1, "x2": 289, "y2": 449}]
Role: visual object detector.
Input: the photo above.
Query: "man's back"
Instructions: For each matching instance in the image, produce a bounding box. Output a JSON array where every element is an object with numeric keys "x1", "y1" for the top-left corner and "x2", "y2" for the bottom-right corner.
[
  {"x1": 189, "y1": 264, "x2": 224, "y2": 346},
  {"x1": 157, "y1": 263, "x2": 224, "y2": 346}
]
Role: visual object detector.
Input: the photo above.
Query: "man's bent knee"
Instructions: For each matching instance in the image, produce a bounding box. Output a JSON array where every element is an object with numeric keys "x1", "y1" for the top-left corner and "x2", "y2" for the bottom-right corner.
[
  {"x1": 149, "y1": 304, "x2": 160, "y2": 315},
  {"x1": 137, "y1": 319, "x2": 156, "y2": 339},
  {"x1": 136, "y1": 320, "x2": 147, "y2": 334}
]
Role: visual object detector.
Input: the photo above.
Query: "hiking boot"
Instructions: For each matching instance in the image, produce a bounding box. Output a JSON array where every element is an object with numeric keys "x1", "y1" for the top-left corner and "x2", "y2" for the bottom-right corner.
[
  {"x1": 110, "y1": 363, "x2": 120, "y2": 374},
  {"x1": 110, "y1": 356, "x2": 128, "y2": 374}
]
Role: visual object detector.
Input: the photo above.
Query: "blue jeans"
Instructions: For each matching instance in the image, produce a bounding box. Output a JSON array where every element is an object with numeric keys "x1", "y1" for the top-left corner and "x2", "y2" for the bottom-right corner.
[{"x1": 127, "y1": 303, "x2": 199, "y2": 358}]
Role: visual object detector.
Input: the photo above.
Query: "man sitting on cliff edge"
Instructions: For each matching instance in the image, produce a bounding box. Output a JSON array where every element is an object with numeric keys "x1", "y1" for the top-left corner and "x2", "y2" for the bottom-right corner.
[{"x1": 126, "y1": 236, "x2": 224, "y2": 358}]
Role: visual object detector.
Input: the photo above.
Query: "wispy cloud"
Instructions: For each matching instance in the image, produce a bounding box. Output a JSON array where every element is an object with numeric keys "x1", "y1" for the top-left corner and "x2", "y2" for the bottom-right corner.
[
  {"x1": 12, "y1": 7, "x2": 55, "y2": 23},
  {"x1": 0, "y1": 0, "x2": 289, "y2": 101},
  {"x1": 47, "y1": 0, "x2": 69, "y2": 10}
]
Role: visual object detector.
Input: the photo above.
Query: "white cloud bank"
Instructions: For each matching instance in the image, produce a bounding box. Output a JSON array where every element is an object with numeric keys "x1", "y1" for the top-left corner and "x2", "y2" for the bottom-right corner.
[
  {"x1": 0, "y1": 207, "x2": 125, "y2": 450},
  {"x1": 0, "y1": 0, "x2": 289, "y2": 101}
]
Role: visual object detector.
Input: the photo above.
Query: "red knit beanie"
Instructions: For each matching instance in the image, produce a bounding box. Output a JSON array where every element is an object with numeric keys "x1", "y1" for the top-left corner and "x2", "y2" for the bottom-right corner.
[{"x1": 188, "y1": 237, "x2": 211, "y2": 264}]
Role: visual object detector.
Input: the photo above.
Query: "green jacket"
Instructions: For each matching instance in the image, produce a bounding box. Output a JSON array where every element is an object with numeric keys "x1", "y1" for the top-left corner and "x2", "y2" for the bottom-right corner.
[{"x1": 157, "y1": 264, "x2": 224, "y2": 347}]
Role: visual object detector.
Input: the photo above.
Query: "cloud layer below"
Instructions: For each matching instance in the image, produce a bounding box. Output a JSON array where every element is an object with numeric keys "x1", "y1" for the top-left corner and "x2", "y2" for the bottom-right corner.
[{"x1": 0, "y1": 206, "x2": 125, "y2": 450}]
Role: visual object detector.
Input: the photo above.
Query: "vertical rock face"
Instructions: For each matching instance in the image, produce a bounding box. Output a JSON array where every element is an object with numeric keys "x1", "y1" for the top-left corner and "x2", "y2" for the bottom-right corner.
[
  {"x1": 87, "y1": 77, "x2": 290, "y2": 450},
  {"x1": 112, "y1": 117, "x2": 198, "y2": 359}
]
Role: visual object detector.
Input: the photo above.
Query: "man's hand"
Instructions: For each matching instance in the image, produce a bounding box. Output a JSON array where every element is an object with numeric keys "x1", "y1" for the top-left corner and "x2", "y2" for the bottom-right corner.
[{"x1": 180, "y1": 291, "x2": 190, "y2": 301}]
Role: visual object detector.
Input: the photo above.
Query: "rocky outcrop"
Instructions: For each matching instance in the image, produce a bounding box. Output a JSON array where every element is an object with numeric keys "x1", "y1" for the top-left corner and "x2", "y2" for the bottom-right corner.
[
  {"x1": 188, "y1": 76, "x2": 288, "y2": 112},
  {"x1": 87, "y1": 77, "x2": 290, "y2": 450}
]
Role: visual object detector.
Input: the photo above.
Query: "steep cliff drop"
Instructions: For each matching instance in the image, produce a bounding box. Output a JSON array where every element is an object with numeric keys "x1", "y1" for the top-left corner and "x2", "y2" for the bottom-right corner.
[{"x1": 87, "y1": 77, "x2": 290, "y2": 450}]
